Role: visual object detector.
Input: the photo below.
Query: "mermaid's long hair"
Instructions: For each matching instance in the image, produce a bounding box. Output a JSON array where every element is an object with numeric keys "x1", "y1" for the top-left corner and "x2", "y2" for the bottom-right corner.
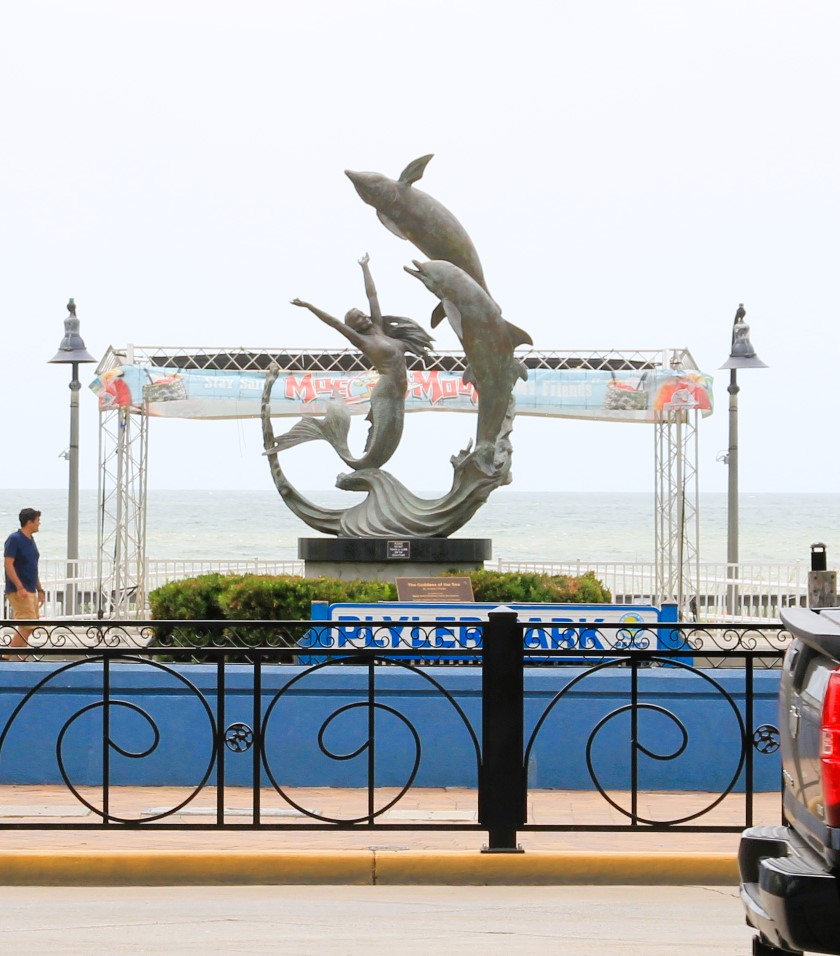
[{"x1": 382, "y1": 315, "x2": 434, "y2": 359}]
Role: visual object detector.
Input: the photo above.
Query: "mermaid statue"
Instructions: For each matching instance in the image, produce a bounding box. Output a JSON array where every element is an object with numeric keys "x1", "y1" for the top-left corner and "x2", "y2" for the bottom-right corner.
[
  {"x1": 261, "y1": 155, "x2": 530, "y2": 538},
  {"x1": 265, "y1": 254, "x2": 433, "y2": 470}
]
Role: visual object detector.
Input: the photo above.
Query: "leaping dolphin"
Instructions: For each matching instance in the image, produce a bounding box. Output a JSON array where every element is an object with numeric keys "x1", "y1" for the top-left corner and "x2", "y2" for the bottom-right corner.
[
  {"x1": 345, "y1": 155, "x2": 491, "y2": 327},
  {"x1": 404, "y1": 259, "x2": 532, "y2": 474}
]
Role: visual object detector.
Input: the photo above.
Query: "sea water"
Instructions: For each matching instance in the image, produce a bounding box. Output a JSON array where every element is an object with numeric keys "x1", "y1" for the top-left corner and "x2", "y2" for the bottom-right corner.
[{"x1": 1, "y1": 489, "x2": 837, "y2": 568}]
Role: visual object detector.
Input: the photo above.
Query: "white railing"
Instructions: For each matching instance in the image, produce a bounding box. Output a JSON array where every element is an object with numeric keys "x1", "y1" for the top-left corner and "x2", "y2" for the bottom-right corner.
[
  {"x1": 143, "y1": 559, "x2": 305, "y2": 594},
  {"x1": 495, "y1": 558, "x2": 811, "y2": 622},
  {"x1": 3, "y1": 556, "x2": 821, "y2": 623}
]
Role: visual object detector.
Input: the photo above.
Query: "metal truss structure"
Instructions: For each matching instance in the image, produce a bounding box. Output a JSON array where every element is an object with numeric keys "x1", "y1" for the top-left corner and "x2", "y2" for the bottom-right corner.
[
  {"x1": 654, "y1": 404, "x2": 700, "y2": 614},
  {"x1": 94, "y1": 345, "x2": 703, "y2": 617},
  {"x1": 97, "y1": 347, "x2": 149, "y2": 618}
]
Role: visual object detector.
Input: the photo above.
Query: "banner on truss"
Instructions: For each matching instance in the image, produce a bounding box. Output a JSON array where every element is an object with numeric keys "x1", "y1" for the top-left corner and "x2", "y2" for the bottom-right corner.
[{"x1": 90, "y1": 365, "x2": 713, "y2": 423}]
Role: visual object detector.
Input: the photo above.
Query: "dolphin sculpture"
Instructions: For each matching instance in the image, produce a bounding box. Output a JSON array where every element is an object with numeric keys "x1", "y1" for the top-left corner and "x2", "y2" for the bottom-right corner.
[
  {"x1": 345, "y1": 155, "x2": 491, "y2": 327},
  {"x1": 404, "y1": 259, "x2": 532, "y2": 474}
]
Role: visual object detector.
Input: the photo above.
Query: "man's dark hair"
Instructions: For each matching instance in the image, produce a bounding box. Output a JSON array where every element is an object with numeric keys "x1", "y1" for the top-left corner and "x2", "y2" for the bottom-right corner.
[{"x1": 19, "y1": 508, "x2": 41, "y2": 527}]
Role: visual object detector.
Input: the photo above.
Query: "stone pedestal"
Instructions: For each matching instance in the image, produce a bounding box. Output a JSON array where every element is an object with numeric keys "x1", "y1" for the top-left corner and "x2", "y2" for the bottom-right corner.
[
  {"x1": 808, "y1": 570, "x2": 838, "y2": 608},
  {"x1": 298, "y1": 537, "x2": 491, "y2": 581}
]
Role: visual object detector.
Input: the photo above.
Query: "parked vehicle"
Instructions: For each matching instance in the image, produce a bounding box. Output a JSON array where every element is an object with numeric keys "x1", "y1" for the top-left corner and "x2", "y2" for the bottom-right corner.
[{"x1": 739, "y1": 606, "x2": 840, "y2": 955}]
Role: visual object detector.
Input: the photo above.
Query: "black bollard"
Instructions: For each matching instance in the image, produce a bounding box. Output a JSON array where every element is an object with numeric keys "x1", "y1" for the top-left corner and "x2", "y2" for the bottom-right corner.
[{"x1": 811, "y1": 543, "x2": 828, "y2": 572}]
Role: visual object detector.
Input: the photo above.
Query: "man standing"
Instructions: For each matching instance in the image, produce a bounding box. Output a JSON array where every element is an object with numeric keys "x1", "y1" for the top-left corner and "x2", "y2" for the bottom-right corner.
[{"x1": 3, "y1": 508, "x2": 44, "y2": 660}]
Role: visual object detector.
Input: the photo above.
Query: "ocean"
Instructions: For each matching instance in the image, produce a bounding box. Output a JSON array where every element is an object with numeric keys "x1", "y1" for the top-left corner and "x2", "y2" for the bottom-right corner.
[{"x1": 1, "y1": 489, "x2": 837, "y2": 569}]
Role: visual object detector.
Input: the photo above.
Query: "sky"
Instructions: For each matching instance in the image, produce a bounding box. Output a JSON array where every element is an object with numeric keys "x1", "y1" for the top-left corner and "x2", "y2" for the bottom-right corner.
[{"x1": 2, "y1": 0, "x2": 838, "y2": 501}]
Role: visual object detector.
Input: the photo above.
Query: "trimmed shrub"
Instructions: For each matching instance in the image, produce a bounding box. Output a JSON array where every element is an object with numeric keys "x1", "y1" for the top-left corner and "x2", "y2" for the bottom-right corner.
[
  {"x1": 148, "y1": 569, "x2": 610, "y2": 659},
  {"x1": 447, "y1": 569, "x2": 612, "y2": 605},
  {"x1": 217, "y1": 575, "x2": 397, "y2": 621},
  {"x1": 148, "y1": 573, "x2": 243, "y2": 647}
]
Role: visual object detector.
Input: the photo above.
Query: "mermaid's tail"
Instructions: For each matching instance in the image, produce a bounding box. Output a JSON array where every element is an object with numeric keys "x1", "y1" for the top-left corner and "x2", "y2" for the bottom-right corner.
[{"x1": 265, "y1": 403, "x2": 353, "y2": 458}]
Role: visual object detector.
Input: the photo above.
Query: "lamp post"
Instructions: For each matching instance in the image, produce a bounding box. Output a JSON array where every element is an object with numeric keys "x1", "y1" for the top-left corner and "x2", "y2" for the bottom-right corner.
[
  {"x1": 720, "y1": 304, "x2": 767, "y2": 617},
  {"x1": 49, "y1": 299, "x2": 96, "y2": 616}
]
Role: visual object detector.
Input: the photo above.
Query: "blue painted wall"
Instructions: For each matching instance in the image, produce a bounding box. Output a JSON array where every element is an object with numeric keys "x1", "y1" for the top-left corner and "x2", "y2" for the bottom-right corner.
[{"x1": 0, "y1": 661, "x2": 781, "y2": 791}]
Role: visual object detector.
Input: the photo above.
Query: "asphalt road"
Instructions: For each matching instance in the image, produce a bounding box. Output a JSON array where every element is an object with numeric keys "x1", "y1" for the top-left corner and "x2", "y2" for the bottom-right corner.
[{"x1": 0, "y1": 885, "x2": 758, "y2": 954}]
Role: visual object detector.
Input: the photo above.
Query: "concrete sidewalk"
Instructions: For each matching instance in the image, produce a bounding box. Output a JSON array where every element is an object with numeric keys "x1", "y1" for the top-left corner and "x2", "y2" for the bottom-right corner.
[
  {"x1": 0, "y1": 785, "x2": 777, "y2": 885},
  {"x1": 0, "y1": 885, "x2": 758, "y2": 954}
]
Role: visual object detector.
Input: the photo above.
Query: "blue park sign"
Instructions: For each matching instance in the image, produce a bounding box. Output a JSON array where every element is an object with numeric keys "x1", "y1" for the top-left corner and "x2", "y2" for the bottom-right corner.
[{"x1": 301, "y1": 602, "x2": 680, "y2": 660}]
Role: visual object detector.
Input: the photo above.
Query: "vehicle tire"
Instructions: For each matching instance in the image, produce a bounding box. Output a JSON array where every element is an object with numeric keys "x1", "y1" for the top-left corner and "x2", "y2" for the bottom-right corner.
[{"x1": 752, "y1": 935, "x2": 803, "y2": 956}]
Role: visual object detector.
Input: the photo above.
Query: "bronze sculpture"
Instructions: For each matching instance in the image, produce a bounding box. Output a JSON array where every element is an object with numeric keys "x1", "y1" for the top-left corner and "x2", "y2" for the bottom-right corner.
[
  {"x1": 345, "y1": 155, "x2": 493, "y2": 328},
  {"x1": 261, "y1": 155, "x2": 532, "y2": 538},
  {"x1": 404, "y1": 259, "x2": 532, "y2": 475},
  {"x1": 265, "y1": 254, "x2": 432, "y2": 471}
]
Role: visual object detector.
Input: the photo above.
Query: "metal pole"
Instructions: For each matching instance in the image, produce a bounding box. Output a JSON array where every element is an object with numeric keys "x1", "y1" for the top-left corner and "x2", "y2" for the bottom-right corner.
[
  {"x1": 727, "y1": 368, "x2": 739, "y2": 616},
  {"x1": 67, "y1": 360, "x2": 82, "y2": 615},
  {"x1": 50, "y1": 299, "x2": 95, "y2": 617},
  {"x1": 674, "y1": 409, "x2": 685, "y2": 615},
  {"x1": 478, "y1": 609, "x2": 525, "y2": 853}
]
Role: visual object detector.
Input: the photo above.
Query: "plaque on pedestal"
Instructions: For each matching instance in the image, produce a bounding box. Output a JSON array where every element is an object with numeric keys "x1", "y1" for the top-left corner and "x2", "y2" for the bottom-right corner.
[{"x1": 298, "y1": 537, "x2": 491, "y2": 581}]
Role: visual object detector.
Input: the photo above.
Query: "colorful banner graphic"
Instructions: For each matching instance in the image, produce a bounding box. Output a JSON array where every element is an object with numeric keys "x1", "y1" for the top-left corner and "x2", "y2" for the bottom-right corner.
[{"x1": 90, "y1": 364, "x2": 714, "y2": 422}]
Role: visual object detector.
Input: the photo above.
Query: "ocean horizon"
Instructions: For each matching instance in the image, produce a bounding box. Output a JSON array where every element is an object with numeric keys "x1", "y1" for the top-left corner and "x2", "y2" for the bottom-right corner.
[{"x1": 1, "y1": 488, "x2": 837, "y2": 569}]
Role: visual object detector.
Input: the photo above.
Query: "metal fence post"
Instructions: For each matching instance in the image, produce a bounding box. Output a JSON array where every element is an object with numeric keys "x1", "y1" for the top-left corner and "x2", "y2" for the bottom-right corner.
[{"x1": 479, "y1": 608, "x2": 526, "y2": 852}]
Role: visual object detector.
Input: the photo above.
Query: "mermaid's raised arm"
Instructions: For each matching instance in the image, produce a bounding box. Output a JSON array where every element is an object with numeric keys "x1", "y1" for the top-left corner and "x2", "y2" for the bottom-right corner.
[
  {"x1": 290, "y1": 298, "x2": 343, "y2": 331},
  {"x1": 290, "y1": 299, "x2": 368, "y2": 351},
  {"x1": 358, "y1": 254, "x2": 383, "y2": 330}
]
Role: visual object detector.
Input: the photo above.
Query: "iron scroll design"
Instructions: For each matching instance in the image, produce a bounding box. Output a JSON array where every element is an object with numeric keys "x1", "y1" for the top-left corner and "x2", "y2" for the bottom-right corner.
[
  {"x1": 224, "y1": 723, "x2": 255, "y2": 753},
  {"x1": 752, "y1": 724, "x2": 780, "y2": 754},
  {"x1": 0, "y1": 636, "x2": 482, "y2": 830},
  {"x1": 523, "y1": 652, "x2": 771, "y2": 828},
  {"x1": 519, "y1": 621, "x2": 792, "y2": 664},
  {"x1": 0, "y1": 622, "x2": 158, "y2": 653},
  {"x1": 259, "y1": 653, "x2": 481, "y2": 824},
  {"x1": 0, "y1": 619, "x2": 793, "y2": 662},
  {"x1": 0, "y1": 655, "x2": 218, "y2": 824},
  {"x1": 0, "y1": 618, "x2": 786, "y2": 843}
]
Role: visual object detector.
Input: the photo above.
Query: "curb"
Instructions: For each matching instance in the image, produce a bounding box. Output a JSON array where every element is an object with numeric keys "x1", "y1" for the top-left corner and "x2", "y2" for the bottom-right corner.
[
  {"x1": 375, "y1": 850, "x2": 738, "y2": 885},
  {"x1": 0, "y1": 850, "x2": 739, "y2": 886}
]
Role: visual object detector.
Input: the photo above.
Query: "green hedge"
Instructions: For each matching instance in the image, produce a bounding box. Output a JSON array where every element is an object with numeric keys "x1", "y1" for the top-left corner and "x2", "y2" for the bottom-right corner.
[
  {"x1": 149, "y1": 569, "x2": 612, "y2": 659},
  {"x1": 149, "y1": 569, "x2": 610, "y2": 627},
  {"x1": 149, "y1": 574, "x2": 400, "y2": 658},
  {"x1": 147, "y1": 573, "x2": 241, "y2": 641},
  {"x1": 443, "y1": 569, "x2": 611, "y2": 605}
]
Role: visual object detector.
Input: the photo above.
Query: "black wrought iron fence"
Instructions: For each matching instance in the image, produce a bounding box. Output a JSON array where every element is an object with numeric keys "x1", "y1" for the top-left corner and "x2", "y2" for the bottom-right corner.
[{"x1": 0, "y1": 613, "x2": 789, "y2": 851}]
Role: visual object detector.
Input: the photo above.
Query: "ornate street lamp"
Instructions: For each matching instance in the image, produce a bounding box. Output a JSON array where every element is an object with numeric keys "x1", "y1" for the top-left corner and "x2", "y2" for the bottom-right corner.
[
  {"x1": 720, "y1": 304, "x2": 767, "y2": 617},
  {"x1": 49, "y1": 299, "x2": 96, "y2": 615}
]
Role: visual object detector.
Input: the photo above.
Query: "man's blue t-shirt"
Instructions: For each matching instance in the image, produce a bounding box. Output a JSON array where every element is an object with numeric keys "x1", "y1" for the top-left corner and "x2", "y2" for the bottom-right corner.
[{"x1": 3, "y1": 530, "x2": 39, "y2": 594}]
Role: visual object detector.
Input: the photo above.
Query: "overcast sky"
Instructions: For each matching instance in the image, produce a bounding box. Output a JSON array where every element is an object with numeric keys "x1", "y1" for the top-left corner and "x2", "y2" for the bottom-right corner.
[{"x1": 2, "y1": 0, "x2": 838, "y2": 499}]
